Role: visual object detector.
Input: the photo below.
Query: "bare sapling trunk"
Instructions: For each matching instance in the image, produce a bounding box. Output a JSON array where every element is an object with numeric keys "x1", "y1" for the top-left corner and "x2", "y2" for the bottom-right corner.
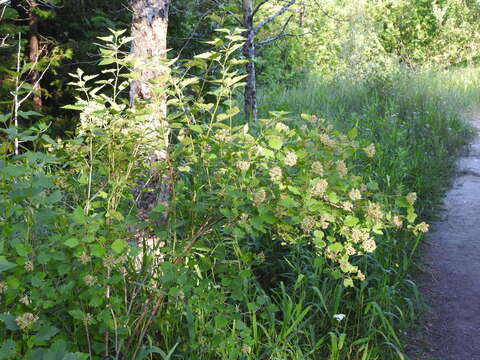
[
  {"x1": 241, "y1": 0, "x2": 296, "y2": 124},
  {"x1": 28, "y1": 0, "x2": 42, "y2": 109},
  {"x1": 130, "y1": 0, "x2": 171, "y2": 225},
  {"x1": 243, "y1": 0, "x2": 258, "y2": 124}
]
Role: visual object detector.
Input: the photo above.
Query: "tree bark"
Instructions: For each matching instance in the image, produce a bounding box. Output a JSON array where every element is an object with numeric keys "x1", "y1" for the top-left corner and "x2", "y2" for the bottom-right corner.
[
  {"x1": 130, "y1": 0, "x2": 171, "y2": 223},
  {"x1": 130, "y1": 0, "x2": 169, "y2": 106},
  {"x1": 28, "y1": 0, "x2": 42, "y2": 109},
  {"x1": 243, "y1": 0, "x2": 258, "y2": 124}
]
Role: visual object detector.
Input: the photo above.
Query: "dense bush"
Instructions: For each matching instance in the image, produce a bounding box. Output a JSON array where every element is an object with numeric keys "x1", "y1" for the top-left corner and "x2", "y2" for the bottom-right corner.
[{"x1": 0, "y1": 30, "x2": 432, "y2": 359}]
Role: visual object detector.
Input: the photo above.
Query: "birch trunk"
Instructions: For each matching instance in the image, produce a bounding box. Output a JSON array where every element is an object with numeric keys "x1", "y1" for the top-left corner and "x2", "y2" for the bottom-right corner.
[
  {"x1": 243, "y1": 0, "x2": 258, "y2": 124},
  {"x1": 28, "y1": 0, "x2": 42, "y2": 109},
  {"x1": 130, "y1": 0, "x2": 171, "y2": 223}
]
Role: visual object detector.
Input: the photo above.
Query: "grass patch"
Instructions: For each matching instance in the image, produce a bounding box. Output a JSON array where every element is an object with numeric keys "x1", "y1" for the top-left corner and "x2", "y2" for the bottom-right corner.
[
  {"x1": 259, "y1": 68, "x2": 480, "y2": 218},
  {"x1": 252, "y1": 67, "x2": 480, "y2": 358}
]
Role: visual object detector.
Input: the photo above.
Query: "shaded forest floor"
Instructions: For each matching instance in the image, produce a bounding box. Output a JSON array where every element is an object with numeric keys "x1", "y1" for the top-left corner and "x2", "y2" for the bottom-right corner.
[{"x1": 409, "y1": 111, "x2": 480, "y2": 360}]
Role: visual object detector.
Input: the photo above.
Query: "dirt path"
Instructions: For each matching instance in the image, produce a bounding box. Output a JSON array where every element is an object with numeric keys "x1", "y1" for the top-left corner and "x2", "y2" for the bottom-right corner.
[{"x1": 414, "y1": 115, "x2": 480, "y2": 359}]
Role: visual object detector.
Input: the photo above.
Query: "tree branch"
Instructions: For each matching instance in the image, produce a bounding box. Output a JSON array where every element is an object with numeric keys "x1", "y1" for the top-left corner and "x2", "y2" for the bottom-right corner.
[
  {"x1": 254, "y1": 0, "x2": 296, "y2": 34},
  {"x1": 253, "y1": 0, "x2": 269, "y2": 15},
  {"x1": 256, "y1": 14, "x2": 293, "y2": 47},
  {"x1": 208, "y1": 0, "x2": 243, "y2": 25},
  {"x1": 255, "y1": 28, "x2": 320, "y2": 55}
]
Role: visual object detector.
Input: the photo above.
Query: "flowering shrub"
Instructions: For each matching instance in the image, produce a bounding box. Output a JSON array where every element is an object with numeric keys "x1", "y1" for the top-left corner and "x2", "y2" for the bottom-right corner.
[
  {"x1": 175, "y1": 111, "x2": 428, "y2": 288},
  {"x1": 0, "y1": 29, "x2": 428, "y2": 358}
]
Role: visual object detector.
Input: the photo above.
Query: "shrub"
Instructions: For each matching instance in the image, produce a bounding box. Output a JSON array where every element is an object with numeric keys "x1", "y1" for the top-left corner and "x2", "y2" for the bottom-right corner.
[{"x1": 0, "y1": 29, "x2": 426, "y2": 359}]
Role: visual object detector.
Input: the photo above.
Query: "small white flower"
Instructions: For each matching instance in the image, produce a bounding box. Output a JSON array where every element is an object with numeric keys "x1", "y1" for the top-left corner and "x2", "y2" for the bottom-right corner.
[{"x1": 333, "y1": 313, "x2": 346, "y2": 322}]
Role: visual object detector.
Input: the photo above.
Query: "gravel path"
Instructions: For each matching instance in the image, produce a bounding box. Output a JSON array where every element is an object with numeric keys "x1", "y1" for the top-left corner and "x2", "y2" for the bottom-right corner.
[{"x1": 415, "y1": 116, "x2": 480, "y2": 359}]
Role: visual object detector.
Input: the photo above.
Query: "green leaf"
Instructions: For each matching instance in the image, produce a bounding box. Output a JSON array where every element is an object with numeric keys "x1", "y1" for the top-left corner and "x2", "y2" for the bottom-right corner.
[
  {"x1": 194, "y1": 51, "x2": 220, "y2": 60},
  {"x1": 343, "y1": 278, "x2": 354, "y2": 287},
  {"x1": 34, "y1": 324, "x2": 59, "y2": 343},
  {"x1": 287, "y1": 186, "x2": 301, "y2": 195},
  {"x1": 313, "y1": 231, "x2": 326, "y2": 248},
  {"x1": 90, "y1": 244, "x2": 106, "y2": 258},
  {"x1": 188, "y1": 124, "x2": 204, "y2": 134},
  {"x1": 267, "y1": 136, "x2": 283, "y2": 150},
  {"x1": 68, "y1": 310, "x2": 84, "y2": 321},
  {"x1": 64, "y1": 238, "x2": 78, "y2": 248},
  {"x1": 97, "y1": 35, "x2": 114, "y2": 42},
  {"x1": 344, "y1": 216, "x2": 359, "y2": 227},
  {"x1": 407, "y1": 207, "x2": 417, "y2": 223},
  {"x1": 347, "y1": 127, "x2": 358, "y2": 140},
  {"x1": 328, "y1": 192, "x2": 339, "y2": 203},
  {"x1": 17, "y1": 110, "x2": 42, "y2": 119},
  {"x1": 395, "y1": 197, "x2": 410, "y2": 208},
  {"x1": 41, "y1": 134, "x2": 58, "y2": 147},
  {"x1": 0, "y1": 257, "x2": 16, "y2": 273},
  {"x1": 0, "y1": 340, "x2": 16, "y2": 360},
  {"x1": 367, "y1": 181, "x2": 379, "y2": 191},
  {"x1": 62, "y1": 104, "x2": 84, "y2": 111},
  {"x1": 328, "y1": 242, "x2": 343, "y2": 253},
  {"x1": 0, "y1": 165, "x2": 28, "y2": 177},
  {"x1": 0, "y1": 314, "x2": 19, "y2": 330},
  {"x1": 111, "y1": 239, "x2": 127, "y2": 254},
  {"x1": 314, "y1": 230, "x2": 324, "y2": 240},
  {"x1": 278, "y1": 197, "x2": 299, "y2": 208}
]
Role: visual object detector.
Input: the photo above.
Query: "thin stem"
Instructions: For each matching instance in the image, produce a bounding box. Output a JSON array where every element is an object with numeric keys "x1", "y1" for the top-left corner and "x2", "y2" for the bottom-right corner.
[
  {"x1": 85, "y1": 137, "x2": 94, "y2": 214},
  {"x1": 14, "y1": 33, "x2": 21, "y2": 155}
]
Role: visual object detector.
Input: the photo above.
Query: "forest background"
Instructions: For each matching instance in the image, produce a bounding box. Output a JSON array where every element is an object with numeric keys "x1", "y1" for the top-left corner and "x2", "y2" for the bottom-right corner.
[{"x1": 1, "y1": 0, "x2": 480, "y2": 359}]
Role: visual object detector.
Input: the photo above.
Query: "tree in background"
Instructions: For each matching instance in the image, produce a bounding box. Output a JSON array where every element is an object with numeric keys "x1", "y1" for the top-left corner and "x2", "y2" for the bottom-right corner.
[
  {"x1": 241, "y1": 0, "x2": 296, "y2": 123},
  {"x1": 129, "y1": 0, "x2": 172, "y2": 224}
]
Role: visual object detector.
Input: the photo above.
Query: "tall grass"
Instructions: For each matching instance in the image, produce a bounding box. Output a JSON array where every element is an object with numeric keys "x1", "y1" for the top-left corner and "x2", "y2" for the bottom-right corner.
[
  {"x1": 259, "y1": 68, "x2": 480, "y2": 217},
  {"x1": 246, "y1": 67, "x2": 480, "y2": 359}
]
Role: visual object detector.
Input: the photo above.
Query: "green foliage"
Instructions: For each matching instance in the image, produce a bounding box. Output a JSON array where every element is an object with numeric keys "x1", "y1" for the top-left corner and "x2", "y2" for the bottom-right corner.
[
  {"x1": 0, "y1": 29, "x2": 433, "y2": 359},
  {"x1": 255, "y1": 65, "x2": 480, "y2": 358},
  {"x1": 256, "y1": 0, "x2": 480, "y2": 85},
  {"x1": 259, "y1": 68, "x2": 478, "y2": 216},
  {"x1": 369, "y1": 0, "x2": 480, "y2": 66}
]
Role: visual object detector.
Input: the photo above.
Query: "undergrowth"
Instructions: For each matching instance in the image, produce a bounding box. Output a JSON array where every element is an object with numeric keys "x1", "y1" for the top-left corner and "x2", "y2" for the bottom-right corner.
[
  {"x1": 256, "y1": 67, "x2": 480, "y2": 358},
  {"x1": 259, "y1": 68, "x2": 480, "y2": 217},
  {"x1": 0, "y1": 28, "x2": 478, "y2": 359}
]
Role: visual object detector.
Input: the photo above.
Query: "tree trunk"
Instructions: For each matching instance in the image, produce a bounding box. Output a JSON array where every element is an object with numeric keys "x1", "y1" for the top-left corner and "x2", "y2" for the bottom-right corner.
[
  {"x1": 28, "y1": 0, "x2": 42, "y2": 109},
  {"x1": 130, "y1": 0, "x2": 171, "y2": 223},
  {"x1": 130, "y1": 0, "x2": 169, "y2": 106},
  {"x1": 243, "y1": 0, "x2": 258, "y2": 124},
  {"x1": 299, "y1": 1, "x2": 305, "y2": 27}
]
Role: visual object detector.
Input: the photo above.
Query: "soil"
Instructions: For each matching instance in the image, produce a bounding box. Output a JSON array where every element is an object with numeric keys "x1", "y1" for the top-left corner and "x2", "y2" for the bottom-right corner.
[{"x1": 411, "y1": 115, "x2": 480, "y2": 360}]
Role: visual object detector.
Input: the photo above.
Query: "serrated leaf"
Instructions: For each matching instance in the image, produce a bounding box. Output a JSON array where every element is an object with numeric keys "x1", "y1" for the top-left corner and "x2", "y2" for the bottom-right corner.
[
  {"x1": 344, "y1": 216, "x2": 359, "y2": 227},
  {"x1": 194, "y1": 51, "x2": 220, "y2": 60},
  {"x1": 68, "y1": 310, "x2": 83, "y2": 321},
  {"x1": 278, "y1": 197, "x2": 298, "y2": 208},
  {"x1": 267, "y1": 136, "x2": 283, "y2": 150},
  {"x1": 188, "y1": 124, "x2": 204, "y2": 134},
  {"x1": 328, "y1": 192, "x2": 339, "y2": 203},
  {"x1": 287, "y1": 186, "x2": 301, "y2": 195},
  {"x1": 111, "y1": 239, "x2": 127, "y2": 254},
  {"x1": 34, "y1": 324, "x2": 59, "y2": 343},
  {"x1": 90, "y1": 244, "x2": 105, "y2": 258},
  {"x1": 64, "y1": 238, "x2": 78, "y2": 248},
  {"x1": 0, "y1": 314, "x2": 19, "y2": 330},
  {"x1": 0, "y1": 339, "x2": 16, "y2": 360},
  {"x1": 328, "y1": 242, "x2": 343, "y2": 253},
  {"x1": 0, "y1": 257, "x2": 16, "y2": 273}
]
